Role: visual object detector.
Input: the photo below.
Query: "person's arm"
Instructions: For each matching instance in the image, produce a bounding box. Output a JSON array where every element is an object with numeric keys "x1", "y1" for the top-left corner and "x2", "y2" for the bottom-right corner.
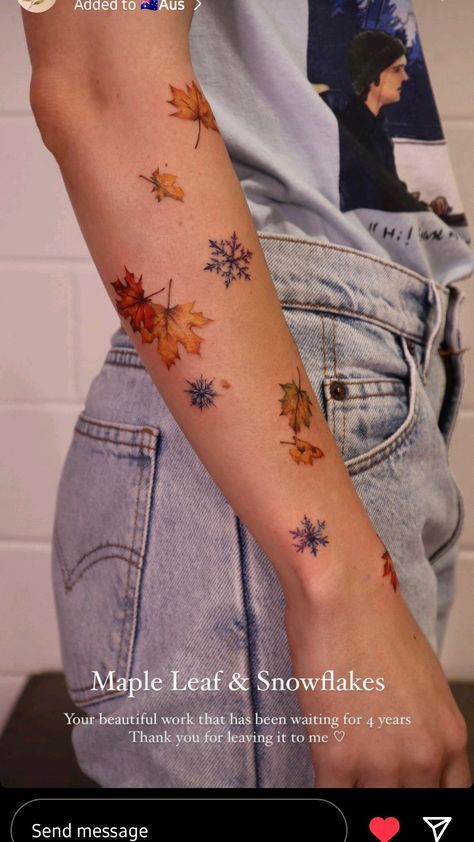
[{"x1": 22, "y1": 2, "x2": 470, "y2": 787}]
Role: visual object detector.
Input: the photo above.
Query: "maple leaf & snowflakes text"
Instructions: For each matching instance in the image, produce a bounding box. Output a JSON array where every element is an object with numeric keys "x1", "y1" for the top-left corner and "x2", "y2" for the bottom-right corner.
[{"x1": 90, "y1": 668, "x2": 385, "y2": 698}]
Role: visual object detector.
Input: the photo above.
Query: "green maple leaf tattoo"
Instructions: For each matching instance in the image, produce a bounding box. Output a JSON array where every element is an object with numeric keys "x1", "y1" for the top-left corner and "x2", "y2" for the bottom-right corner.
[{"x1": 279, "y1": 367, "x2": 313, "y2": 434}]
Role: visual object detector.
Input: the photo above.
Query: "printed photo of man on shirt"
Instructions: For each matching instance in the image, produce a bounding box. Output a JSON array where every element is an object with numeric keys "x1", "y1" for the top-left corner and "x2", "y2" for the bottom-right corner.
[{"x1": 308, "y1": 0, "x2": 466, "y2": 225}]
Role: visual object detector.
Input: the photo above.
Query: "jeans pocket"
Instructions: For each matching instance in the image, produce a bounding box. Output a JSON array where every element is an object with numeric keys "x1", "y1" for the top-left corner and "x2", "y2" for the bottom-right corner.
[
  {"x1": 280, "y1": 304, "x2": 420, "y2": 475},
  {"x1": 437, "y1": 286, "x2": 466, "y2": 448},
  {"x1": 51, "y1": 411, "x2": 161, "y2": 707},
  {"x1": 430, "y1": 481, "x2": 465, "y2": 566},
  {"x1": 323, "y1": 335, "x2": 419, "y2": 475}
]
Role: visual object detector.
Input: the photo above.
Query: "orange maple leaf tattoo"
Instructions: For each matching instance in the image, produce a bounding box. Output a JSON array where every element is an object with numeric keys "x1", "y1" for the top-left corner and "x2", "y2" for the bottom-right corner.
[
  {"x1": 382, "y1": 548, "x2": 398, "y2": 592},
  {"x1": 285, "y1": 436, "x2": 325, "y2": 466},
  {"x1": 112, "y1": 268, "x2": 164, "y2": 333},
  {"x1": 167, "y1": 81, "x2": 219, "y2": 148},
  {"x1": 141, "y1": 279, "x2": 213, "y2": 369},
  {"x1": 140, "y1": 168, "x2": 184, "y2": 203}
]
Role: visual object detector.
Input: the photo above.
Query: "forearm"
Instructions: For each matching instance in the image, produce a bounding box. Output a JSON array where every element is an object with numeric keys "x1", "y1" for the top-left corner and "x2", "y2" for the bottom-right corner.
[{"x1": 24, "y1": 5, "x2": 389, "y2": 610}]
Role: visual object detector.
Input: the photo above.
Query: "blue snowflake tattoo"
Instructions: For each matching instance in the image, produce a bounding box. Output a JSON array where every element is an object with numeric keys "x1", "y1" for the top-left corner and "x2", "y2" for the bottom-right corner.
[
  {"x1": 204, "y1": 231, "x2": 253, "y2": 288},
  {"x1": 289, "y1": 515, "x2": 329, "y2": 557},
  {"x1": 185, "y1": 375, "x2": 218, "y2": 410}
]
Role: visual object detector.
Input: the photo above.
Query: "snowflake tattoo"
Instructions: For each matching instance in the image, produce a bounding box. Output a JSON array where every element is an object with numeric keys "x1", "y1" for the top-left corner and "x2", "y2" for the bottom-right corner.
[
  {"x1": 289, "y1": 515, "x2": 329, "y2": 557},
  {"x1": 185, "y1": 375, "x2": 218, "y2": 410},
  {"x1": 204, "y1": 231, "x2": 253, "y2": 288}
]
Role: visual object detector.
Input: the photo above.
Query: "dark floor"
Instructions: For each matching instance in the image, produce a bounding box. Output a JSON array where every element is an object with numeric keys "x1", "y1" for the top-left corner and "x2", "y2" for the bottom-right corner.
[
  {"x1": 0, "y1": 673, "x2": 473, "y2": 787},
  {"x1": 0, "y1": 674, "x2": 98, "y2": 787}
]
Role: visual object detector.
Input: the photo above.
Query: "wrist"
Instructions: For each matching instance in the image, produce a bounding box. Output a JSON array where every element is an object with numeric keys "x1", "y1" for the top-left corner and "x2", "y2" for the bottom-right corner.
[{"x1": 281, "y1": 528, "x2": 399, "y2": 618}]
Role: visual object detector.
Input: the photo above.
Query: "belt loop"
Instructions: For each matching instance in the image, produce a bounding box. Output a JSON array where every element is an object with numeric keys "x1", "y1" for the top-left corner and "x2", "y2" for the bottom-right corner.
[{"x1": 423, "y1": 279, "x2": 443, "y2": 380}]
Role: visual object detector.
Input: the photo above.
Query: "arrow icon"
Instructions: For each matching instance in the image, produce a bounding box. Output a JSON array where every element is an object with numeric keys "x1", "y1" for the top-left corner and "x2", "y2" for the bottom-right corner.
[
  {"x1": 194, "y1": 0, "x2": 202, "y2": 9},
  {"x1": 422, "y1": 818, "x2": 452, "y2": 842}
]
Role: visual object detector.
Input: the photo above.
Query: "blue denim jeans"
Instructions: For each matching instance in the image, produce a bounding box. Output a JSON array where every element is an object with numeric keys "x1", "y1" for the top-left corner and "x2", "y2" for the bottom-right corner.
[{"x1": 51, "y1": 233, "x2": 466, "y2": 788}]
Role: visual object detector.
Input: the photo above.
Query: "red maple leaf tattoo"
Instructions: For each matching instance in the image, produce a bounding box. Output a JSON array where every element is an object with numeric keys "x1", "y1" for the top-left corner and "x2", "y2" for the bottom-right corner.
[
  {"x1": 112, "y1": 268, "x2": 164, "y2": 333},
  {"x1": 382, "y1": 548, "x2": 398, "y2": 592}
]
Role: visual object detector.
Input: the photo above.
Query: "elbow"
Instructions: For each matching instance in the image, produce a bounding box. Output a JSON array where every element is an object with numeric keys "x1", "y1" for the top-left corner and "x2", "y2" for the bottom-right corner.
[{"x1": 29, "y1": 70, "x2": 78, "y2": 164}]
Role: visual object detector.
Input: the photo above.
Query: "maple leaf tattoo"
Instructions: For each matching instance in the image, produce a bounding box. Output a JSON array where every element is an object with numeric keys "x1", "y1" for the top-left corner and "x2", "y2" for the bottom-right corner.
[
  {"x1": 382, "y1": 547, "x2": 399, "y2": 592},
  {"x1": 140, "y1": 278, "x2": 213, "y2": 369},
  {"x1": 204, "y1": 231, "x2": 253, "y2": 288},
  {"x1": 279, "y1": 368, "x2": 324, "y2": 465},
  {"x1": 168, "y1": 81, "x2": 219, "y2": 149},
  {"x1": 185, "y1": 375, "x2": 219, "y2": 410},
  {"x1": 279, "y1": 367, "x2": 312, "y2": 433},
  {"x1": 283, "y1": 436, "x2": 324, "y2": 466},
  {"x1": 112, "y1": 268, "x2": 165, "y2": 333},
  {"x1": 139, "y1": 168, "x2": 184, "y2": 203},
  {"x1": 289, "y1": 516, "x2": 329, "y2": 557}
]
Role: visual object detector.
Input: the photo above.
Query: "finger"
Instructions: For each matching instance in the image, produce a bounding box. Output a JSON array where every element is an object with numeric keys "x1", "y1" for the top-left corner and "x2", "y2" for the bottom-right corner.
[
  {"x1": 354, "y1": 770, "x2": 402, "y2": 788},
  {"x1": 313, "y1": 765, "x2": 355, "y2": 788},
  {"x1": 399, "y1": 768, "x2": 441, "y2": 787},
  {"x1": 440, "y1": 754, "x2": 473, "y2": 788}
]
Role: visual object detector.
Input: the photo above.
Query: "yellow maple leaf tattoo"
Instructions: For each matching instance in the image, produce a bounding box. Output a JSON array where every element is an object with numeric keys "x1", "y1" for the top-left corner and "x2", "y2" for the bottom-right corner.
[
  {"x1": 140, "y1": 168, "x2": 184, "y2": 203},
  {"x1": 168, "y1": 80, "x2": 219, "y2": 148},
  {"x1": 288, "y1": 437, "x2": 324, "y2": 465}
]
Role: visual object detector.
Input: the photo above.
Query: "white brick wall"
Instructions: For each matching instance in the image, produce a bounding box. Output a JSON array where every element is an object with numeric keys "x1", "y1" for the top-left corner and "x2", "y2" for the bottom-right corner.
[{"x1": 0, "y1": 1, "x2": 473, "y2": 733}]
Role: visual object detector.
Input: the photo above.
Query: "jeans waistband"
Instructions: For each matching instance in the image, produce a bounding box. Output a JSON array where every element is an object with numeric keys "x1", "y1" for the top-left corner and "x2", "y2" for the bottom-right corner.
[
  {"x1": 259, "y1": 232, "x2": 452, "y2": 343},
  {"x1": 109, "y1": 232, "x2": 461, "y2": 377}
]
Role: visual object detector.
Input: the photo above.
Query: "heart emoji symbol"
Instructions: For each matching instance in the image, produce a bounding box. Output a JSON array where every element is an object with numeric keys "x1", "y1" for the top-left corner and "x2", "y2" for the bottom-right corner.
[
  {"x1": 369, "y1": 817, "x2": 400, "y2": 842},
  {"x1": 334, "y1": 730, "x2": 345, "y2": 742}
]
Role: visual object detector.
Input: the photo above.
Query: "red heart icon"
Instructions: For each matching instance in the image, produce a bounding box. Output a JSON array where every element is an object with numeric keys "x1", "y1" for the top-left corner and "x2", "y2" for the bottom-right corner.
[{"x1": 369, "y1": 817, "x2": 400, "y2": 842}]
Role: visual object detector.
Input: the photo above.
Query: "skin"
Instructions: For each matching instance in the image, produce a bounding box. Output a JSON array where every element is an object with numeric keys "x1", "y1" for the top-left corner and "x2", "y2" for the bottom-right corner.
[
  {"x1": 21, "y1": 1, "x2": 471, "y2": 787},
  {"x1": 366, "y1": 54, "x2": 410, "y2": 116}
]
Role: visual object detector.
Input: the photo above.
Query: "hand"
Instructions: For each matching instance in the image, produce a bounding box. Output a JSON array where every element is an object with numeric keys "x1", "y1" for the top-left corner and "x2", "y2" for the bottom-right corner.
[{"x1": 285, "y1": 561, "x2": 471, "y2": 787}]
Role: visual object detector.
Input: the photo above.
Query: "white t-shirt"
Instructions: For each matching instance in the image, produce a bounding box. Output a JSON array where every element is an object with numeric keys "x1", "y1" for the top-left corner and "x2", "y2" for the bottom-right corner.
[{"x1": 190, "y1": 0, "x2": 473, "y2": 284}]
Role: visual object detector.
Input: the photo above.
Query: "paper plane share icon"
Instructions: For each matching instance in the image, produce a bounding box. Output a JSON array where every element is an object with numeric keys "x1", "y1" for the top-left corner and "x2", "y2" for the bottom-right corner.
[{"x1": 423, "y1": 817, "x2": 452, "y2": 842}]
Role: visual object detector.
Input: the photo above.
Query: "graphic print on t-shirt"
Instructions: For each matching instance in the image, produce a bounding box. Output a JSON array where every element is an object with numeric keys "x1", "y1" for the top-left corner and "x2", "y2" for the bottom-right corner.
[{"x1": 307, "y1": 0, "x2": 468, "y2": 232}]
